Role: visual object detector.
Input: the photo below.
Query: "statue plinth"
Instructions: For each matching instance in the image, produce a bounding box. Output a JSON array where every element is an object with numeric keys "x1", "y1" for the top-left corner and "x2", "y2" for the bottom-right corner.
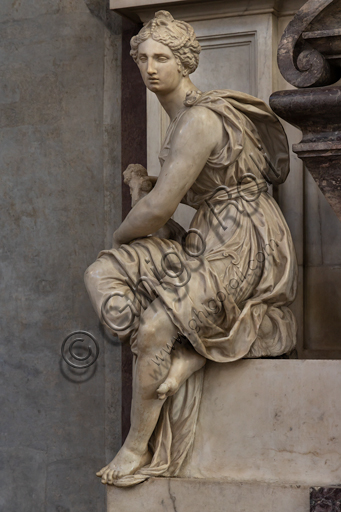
[
  {"x1": 108, "y1": 478, "x2": 309, "y2": 512},
  {"x1": 107, "y1": 359, "x2": 341, "y2": 510}
]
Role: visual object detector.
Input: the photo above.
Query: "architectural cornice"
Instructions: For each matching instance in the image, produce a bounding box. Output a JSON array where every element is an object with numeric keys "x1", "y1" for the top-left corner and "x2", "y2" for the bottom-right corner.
[{"x1": 110, "y1": 0, "x2": 305, "y2": 22}]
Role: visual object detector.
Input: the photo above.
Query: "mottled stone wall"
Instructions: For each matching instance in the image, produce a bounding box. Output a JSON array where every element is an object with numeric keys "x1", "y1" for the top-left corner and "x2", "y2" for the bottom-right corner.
[{"x1": 0, "y1": 1, "x2": 122, "y2": 510}]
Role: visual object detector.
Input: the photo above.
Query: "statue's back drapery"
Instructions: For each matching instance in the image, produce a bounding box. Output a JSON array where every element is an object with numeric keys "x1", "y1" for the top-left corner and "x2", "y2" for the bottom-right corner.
[{"x1": 85, "y1": 89, "x2": 297, "y2": 487}]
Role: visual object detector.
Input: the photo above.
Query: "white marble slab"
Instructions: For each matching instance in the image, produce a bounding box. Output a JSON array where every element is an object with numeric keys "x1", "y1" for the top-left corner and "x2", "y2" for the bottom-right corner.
[
  {"x1": 180, "y1": 359, "x2": 341, "y2": 486},
  {"x1": 108, "y1": 478, "x2": 309, "y2": 512},
  {"x1": 107, "y1": 359, "x2": 340, "y2": 510}
]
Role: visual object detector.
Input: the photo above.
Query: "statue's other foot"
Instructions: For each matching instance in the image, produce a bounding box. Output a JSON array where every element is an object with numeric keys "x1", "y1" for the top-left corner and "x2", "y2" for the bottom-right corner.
[
  {"x1": 156, "y1": 345, "x2": 206, "y2": 400},
  {"x1": 96, "y1": 446, "x2": 152, "y2": 484}
]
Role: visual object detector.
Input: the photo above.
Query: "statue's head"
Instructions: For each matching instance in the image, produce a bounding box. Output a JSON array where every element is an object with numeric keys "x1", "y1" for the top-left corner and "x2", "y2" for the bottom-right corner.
[{"x1": 130, "y1": 11, "x2": 201, "y2": 77}]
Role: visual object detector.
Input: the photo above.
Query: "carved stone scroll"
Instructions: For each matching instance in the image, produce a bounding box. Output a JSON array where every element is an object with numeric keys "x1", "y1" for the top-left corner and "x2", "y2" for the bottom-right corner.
[
  {"x1": 271, "y1": 0, "x2": 341, "y2": 222},
  {"x1": 277, "y1": 0, "x2": 341, "y2": 87}
]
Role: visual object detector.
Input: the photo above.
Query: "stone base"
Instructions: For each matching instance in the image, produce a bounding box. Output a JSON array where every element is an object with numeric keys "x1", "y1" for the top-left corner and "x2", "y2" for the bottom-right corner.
[
  {"x1": 179, "y1": 359, "x2": 341, "y2": 486},
  {"x1": 108, "y1": 360, "x2": 341, "y2": 511},
  {"x1": 107, "y1": 478, "x2": 309, "y2": 512}
]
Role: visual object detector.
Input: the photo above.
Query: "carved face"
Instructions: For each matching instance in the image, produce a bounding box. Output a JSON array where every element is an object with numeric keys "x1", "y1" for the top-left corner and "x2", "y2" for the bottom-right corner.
[{"x1": 137, "y1": 38, "x2": 184, "y2": 94}]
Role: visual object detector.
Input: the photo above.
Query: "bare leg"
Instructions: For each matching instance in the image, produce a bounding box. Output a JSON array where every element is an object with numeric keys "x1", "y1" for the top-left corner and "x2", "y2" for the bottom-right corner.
[
  {"x1": 97, "y1": 299, "x2": 207, "y2": 483},
  {"x1": 156, "y1": 338, "x2": 206, "y2": 399},
  {"x1": 97, "y1": 299, "x2": 177, "y2": 484}
]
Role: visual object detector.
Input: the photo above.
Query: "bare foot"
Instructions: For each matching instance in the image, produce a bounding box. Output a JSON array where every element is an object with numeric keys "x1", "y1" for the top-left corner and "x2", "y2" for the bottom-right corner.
[
  {"x1": 96, "y1": 445, "x2": 152, "y2": 484},
  {"x1": 156, "y1": 342, "x2": 206, "y2": 399}
]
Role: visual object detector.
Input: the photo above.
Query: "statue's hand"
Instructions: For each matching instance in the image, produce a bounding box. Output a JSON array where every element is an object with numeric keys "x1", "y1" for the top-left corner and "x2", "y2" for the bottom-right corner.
[
  {"x1": 153, "y1": 218, "x2": 186, "y2": 243},
  {"x1": 123, "y1": 164, "x2": 157, "y2": 207}
]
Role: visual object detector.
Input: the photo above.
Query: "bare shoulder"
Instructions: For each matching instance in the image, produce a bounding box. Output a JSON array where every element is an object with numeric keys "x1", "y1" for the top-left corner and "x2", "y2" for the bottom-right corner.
[
  {"x1": 173, "y1": 106, "x2": 224, "y2": 149},
  {"x1": 181, "y1": 105, "x2": 222, "y2": 128}
]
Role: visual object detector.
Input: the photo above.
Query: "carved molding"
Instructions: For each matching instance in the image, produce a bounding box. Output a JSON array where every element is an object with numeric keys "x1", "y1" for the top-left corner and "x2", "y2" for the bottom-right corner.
[
  {"x1": 277, "y1": 0, "x2": 341, "y2": 87},
  {"x1": 110, "y1": 0, "x2": 306, "y2": 23}
]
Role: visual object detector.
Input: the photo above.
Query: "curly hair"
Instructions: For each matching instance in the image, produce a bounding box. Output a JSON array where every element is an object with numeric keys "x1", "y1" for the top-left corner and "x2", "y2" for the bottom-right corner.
[{"x1": 130, "y1": 11, "x2": 201, "y2": 75}]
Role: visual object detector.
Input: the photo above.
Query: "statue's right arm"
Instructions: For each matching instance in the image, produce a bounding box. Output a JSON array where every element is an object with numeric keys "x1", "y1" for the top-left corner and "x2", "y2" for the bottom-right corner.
[
  {"x1": 112, "y1": 107, "x2": 223, "y2": 248},
  {"x1": 148, "y1": 176, "x2": 192, "y2": 207}
]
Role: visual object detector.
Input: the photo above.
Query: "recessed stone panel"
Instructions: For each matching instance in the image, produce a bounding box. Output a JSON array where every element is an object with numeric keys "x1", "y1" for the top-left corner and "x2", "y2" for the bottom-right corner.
[{"x1": 304, "y1": 266, "x2": 341, "y2": 352}]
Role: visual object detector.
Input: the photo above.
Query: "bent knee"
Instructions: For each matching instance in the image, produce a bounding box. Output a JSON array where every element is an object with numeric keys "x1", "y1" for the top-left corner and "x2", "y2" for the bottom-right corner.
[
  {"x1": 84, "y1": 257, "x2": 110, "y2": 290},
  {"x1": 137, "y1": 304, "x2": 172, "y2": 354},
  {"x1": 84, "y1": 263, "x2": 98, "y2": 290}
]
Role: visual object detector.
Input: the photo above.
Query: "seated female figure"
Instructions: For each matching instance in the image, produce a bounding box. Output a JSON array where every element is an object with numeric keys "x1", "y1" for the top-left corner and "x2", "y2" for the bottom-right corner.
[{"x1": 85, "y1": 10, "x2": 297, "y2": 488}]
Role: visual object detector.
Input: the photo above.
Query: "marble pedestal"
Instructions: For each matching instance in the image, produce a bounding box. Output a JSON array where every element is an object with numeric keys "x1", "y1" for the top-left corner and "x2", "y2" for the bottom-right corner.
[
  {"x1": 108, "y1": 478, "x2": 309, "y2": 512},
  {"x1": 108, "y1": 360, "x2": 341, "y2": 511}
]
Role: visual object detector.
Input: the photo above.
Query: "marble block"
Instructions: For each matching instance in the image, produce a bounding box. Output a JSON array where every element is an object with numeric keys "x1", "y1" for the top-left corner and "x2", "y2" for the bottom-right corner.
[
  {"x1": 107, "y1": 360, "x2": 340, "y2": 511},
  {"x1": 179, "y1": 360, "x2": 341, "y2": 486},
  {"x1": 107, "y1": 478, "x2": 309, "y2": 512}
]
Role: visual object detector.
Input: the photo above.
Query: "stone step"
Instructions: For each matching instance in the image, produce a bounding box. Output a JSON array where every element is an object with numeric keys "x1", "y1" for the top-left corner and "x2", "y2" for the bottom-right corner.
[{"x1": 107, "y1": 477, "x2": 309, "y2": 512}]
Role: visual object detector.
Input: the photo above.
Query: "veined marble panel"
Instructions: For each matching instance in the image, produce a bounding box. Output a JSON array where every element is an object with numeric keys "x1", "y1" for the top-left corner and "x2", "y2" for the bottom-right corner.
[
  {"x1": 107, "y1": 359, "x2": 340, "y2": 509},
  {"x1": 179, "y1": 359, "x2": 341, "y2": 485},
  {"x1": 108, "y1": 478, "x2": 308, "y2": 512}
]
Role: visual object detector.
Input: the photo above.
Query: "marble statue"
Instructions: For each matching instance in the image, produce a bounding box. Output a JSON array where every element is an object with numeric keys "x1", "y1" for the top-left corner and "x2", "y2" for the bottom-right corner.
[{"x1": 84, "y1": 10, "x2": 297, "y2": 488}]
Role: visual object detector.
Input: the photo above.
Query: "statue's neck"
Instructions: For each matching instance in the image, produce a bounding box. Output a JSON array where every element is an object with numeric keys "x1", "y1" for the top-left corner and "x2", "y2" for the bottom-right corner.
[{"x1": 156, "y1": 77, "x2": 200, "y2": 121}]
